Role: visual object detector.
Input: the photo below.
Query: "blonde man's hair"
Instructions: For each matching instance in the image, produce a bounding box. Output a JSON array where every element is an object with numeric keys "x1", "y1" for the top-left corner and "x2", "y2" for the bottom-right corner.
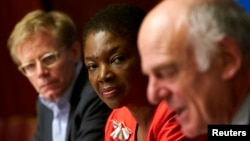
[{"x1": 7, "y1": 9, "x2": 77, "y2": 64}]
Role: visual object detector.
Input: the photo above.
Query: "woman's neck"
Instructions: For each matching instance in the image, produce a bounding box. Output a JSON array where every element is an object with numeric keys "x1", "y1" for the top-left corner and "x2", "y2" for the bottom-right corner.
[{"x1": 126, "y1": 102, "x2": 157, "y2": 141}]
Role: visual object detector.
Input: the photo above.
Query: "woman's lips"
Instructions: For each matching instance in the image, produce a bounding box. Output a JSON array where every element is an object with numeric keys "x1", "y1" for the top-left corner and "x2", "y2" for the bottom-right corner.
[{"x1": 102, "y1": 87, "x2": 119, "y2": 98}]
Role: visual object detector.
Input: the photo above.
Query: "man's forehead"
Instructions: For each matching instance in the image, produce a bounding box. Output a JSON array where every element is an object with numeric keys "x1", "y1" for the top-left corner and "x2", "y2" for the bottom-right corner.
[
  {"x1": 138, "y1": 0, "x2": 191, "y2": 46},
  {"x1": 140, "y1": 47, "x2": 171, "y2": 73}
]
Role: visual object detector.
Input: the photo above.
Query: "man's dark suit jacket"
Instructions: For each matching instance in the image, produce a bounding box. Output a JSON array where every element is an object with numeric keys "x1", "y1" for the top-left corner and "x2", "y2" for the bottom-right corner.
[{"x1": 32, "y1": 67, "x2": 111, "y2": 141}]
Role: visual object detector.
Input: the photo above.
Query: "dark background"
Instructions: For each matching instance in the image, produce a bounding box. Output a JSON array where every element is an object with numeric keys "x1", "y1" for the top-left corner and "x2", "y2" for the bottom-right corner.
[{"x1": 0, "y1": 0, "x2": 160, "y2": 141}]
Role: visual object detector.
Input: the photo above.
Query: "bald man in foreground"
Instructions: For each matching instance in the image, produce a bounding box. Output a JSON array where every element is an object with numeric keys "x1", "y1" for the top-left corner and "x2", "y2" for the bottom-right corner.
[{"x1": 138, "y1": 0, "x2": 250, "y2": 139}]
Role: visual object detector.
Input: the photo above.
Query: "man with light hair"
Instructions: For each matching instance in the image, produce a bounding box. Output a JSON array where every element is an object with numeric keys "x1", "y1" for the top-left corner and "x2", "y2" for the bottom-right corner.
[
  {"x1": 138, "y1": 0, "x2": 250, "y2": 138},
  {"x1": 7, "y1": 10, "x2": 111, "y2": 141}
]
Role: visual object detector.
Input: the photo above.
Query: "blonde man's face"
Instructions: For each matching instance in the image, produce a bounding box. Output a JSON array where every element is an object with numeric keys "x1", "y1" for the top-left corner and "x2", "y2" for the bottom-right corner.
[{"x1": 16, "y1": 31, "x2": 78, "y2": 101}]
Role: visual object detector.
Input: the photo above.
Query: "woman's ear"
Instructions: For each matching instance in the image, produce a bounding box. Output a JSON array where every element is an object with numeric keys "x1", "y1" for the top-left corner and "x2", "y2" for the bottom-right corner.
[{"x1": 218, "y1": 37, "x2": 242, "y2": 80}]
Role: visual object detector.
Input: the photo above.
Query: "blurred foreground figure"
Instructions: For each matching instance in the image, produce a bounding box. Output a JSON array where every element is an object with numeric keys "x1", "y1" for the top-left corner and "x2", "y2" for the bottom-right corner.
[{"x1": 138, "y1": 0, "x2": 250, "y2": 138}]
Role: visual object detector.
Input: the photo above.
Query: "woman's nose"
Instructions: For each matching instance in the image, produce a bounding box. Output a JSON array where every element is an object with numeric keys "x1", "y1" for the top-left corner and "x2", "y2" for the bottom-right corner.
[{"x1": 98, "y1": 64, "x2": 115, "y2": 83}]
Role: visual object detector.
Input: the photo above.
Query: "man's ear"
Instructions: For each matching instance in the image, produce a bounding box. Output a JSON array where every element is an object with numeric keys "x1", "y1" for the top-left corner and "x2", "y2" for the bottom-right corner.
[
  {"x1": 70, "y1": 41, "x2": 82, "y2": 62},
  {"x1": 218, "y1": 37, "x2": 242, "y2": 80}
]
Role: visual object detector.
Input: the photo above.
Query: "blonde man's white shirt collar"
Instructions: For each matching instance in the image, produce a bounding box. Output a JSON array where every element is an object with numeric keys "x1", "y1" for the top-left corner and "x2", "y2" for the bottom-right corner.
[{"x1": 39, "y1": 61, "x2": 83, "y2": 141}]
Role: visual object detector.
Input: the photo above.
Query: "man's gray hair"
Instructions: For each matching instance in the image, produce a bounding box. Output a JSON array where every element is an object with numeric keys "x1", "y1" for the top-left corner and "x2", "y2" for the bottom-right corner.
[{"x1": 187, "y1": 0, "x2": 250, "y2": 71}]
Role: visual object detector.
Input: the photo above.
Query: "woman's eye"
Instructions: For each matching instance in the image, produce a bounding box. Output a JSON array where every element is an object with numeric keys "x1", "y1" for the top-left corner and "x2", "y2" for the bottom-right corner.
[
  {"x1": 112, "y1": 56, "x2": 125, "y2": 64},
  {"x1": 87, "y1": 64, "x2": 97, "y2": 71}
]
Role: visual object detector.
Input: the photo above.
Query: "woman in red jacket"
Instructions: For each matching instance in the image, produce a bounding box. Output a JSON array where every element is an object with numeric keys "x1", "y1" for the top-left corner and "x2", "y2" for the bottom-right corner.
[{"x1": 82, "y1": 3, "x2": 206, "y2": 141}]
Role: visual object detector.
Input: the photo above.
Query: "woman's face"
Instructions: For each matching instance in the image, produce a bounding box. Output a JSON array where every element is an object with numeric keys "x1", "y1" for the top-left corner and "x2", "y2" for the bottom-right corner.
[{"x1": 84, "y1": 31, "x2": 147, "y2": 108}]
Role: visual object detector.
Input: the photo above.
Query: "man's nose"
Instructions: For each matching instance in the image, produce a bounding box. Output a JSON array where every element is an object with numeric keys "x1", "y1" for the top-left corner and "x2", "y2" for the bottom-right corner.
[
  {"x1": 147, "y1": 75, "x2": 171, "y2": 105},
  {"x1": 36, "y1": 61, "x2": 49, "y2": 76}
]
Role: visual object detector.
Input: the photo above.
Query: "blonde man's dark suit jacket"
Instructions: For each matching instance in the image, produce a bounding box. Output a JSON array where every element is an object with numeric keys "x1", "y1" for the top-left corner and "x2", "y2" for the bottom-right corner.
[{"x1": 32, "y1": 67, "x2": 111, "y2": 141}]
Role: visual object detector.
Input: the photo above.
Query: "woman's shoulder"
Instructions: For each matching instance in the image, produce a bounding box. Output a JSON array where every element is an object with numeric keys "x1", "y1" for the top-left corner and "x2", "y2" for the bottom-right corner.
[{"x1": 147, "y1": 101, "x2": 185, "y2": 141}]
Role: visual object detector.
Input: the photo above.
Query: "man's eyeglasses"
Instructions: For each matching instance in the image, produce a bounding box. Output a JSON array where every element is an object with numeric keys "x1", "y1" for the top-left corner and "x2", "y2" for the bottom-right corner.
[{"x1": 18, "y1": 47, "x2": 67, "y2": 77}]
